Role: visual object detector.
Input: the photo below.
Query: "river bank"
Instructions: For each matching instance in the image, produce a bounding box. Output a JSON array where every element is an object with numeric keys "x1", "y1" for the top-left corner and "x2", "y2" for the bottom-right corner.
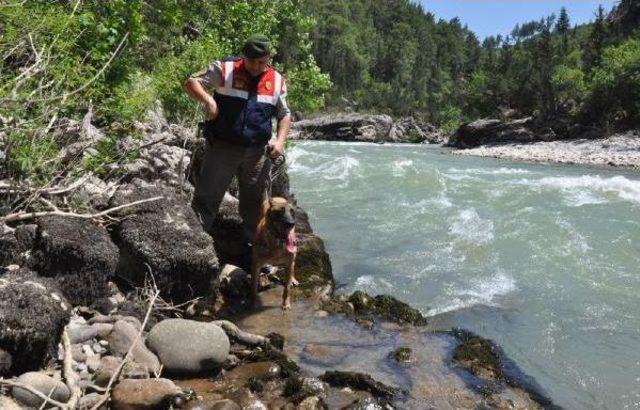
[
  {"x1": 0, "y1": 112, "x2": 556, "y2": 408},
  {"x1": 452, "y1": 130, "x2": 640, "y2": 169}
]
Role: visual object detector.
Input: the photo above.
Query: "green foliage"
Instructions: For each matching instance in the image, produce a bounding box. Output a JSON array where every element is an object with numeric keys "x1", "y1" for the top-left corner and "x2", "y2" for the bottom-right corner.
[
  {"x1": 585, "y1": 37, "x2": 640, "y2": 124},
  {"x1": 286, "y1": 56, "x2": 333, "y2": 113}
]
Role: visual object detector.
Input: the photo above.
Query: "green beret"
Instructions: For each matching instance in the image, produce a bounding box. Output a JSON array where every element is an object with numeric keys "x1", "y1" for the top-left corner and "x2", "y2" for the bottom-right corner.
[{"x1": 242, "y1": 34, "x2": 271, "y2": 58}]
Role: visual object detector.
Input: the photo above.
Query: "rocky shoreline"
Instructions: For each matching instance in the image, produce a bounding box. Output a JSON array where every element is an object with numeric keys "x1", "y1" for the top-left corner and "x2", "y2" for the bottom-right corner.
[
  {"x1": 1, "y1": 110, "x2": 556, "y2": 409},
  {"x1": 289, "y1": 113, "x2": 640, "y2": 169}
]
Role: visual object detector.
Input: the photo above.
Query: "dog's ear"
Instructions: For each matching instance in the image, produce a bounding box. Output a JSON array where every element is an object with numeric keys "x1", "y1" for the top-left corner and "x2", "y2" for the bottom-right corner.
[{"x1": 261, "y1": 198, "x2": 271, "y2": 216}]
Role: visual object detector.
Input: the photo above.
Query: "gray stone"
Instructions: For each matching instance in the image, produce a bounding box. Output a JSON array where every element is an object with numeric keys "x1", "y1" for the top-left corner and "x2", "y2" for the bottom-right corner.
[
  {"x1": 290, "y1": 113, "x2": 393, "y2": 142},
  {"x1": 111, "y1": 378, "x2": 181, "y2": 410},
  {"x1": 94, "y1": 356, "x2": 122, "y2": 387},
  {"x1": 106, "y1": 320, "x2": 161, "y2": 374},
  {"x1": 91, "y1": 322, "x2": 114, "y2": 338},
  {"x1": 86, "y1": 355, "x2": 101, "y2": 372},
  {"x1": 0, "y1": 347, "x2": 13, "y2": 376},
  {"x1": 147, "y1": 319, "x2": 230, "y2": 373},
  {"x1": 78, "y1": 392, "x2": 106, "y2": 410},
  {"x1": 12, "y1": 371, "x2": 71, "y2": 408},
  {"x1": 67, "y1": 324, "x2": 98, "y2": 344}
]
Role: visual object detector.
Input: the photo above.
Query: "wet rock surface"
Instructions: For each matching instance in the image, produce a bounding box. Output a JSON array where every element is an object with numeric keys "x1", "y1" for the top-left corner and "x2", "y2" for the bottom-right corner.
[{"x1": 111, "y1": 378, "x2": 181, "y2": 410}]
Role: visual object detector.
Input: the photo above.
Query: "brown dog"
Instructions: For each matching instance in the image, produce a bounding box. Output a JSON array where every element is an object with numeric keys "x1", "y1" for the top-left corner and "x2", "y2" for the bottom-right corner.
[{"x1": 252, "y1": 197, "x2": 297, "y2": 309}]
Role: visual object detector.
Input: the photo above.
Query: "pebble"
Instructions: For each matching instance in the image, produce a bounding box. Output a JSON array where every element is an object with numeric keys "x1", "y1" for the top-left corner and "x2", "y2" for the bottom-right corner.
[
  {"x1": 82, "y1": 344, "x2": 95, "y2": 357},
  {"x1": 67, "y1": 323, "x2": 98, "y2": 344},
  {"x1": 111, "y1": 378, "x2": 181, "y2": 410}
]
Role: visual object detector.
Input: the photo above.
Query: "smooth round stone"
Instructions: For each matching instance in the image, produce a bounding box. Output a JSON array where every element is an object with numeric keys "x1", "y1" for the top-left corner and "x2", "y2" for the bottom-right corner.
[
  {"x1": 12, "y1": 372, "x2": 71, "y2": 408},
  {"x1": 225, "y1": 362, "x2": 280, "y2": 380},
  {"x1": 147, "y1": 319, "x2": 230, "y2": 373}
]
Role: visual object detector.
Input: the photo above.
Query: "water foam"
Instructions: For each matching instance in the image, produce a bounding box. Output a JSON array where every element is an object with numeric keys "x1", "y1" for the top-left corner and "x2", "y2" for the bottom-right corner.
[
  {"x1": 447, "y1": 167, "x2": 532, "y2": 175},
  {"x1": 427, "y1": 272, "x2": 517, "y2": 316},
  {"x1": 537, "y1": 175, "x2": 640, "y2": 206},
  {"x1": 391, "y1": 159, "x2": 415, "y2": 177},
  {"x1": 448, "y1": 208, "x2": 495, "y2": 244}
]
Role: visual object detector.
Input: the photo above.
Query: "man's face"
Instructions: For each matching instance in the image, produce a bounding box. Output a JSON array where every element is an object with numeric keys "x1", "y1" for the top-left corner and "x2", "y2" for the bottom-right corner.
[{"x1": 244, "y1": 55, "x2": 270, "y2": 77}]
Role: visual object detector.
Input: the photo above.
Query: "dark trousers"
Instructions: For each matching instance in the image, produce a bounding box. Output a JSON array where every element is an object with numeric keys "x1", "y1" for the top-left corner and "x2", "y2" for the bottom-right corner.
[{"x1": 192, "y1": 139, "x2": 270, "y2": 242}]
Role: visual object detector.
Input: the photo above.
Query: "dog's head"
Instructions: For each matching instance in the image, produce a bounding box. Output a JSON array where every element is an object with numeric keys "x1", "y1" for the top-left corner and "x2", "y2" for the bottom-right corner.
[{"x1": 265, "y1": 197, "x2": 296, "y2": 240}]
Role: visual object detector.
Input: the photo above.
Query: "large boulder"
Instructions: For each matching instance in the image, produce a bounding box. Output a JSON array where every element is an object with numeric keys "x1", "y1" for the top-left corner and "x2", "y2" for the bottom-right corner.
[
  {"x1": 210, "y1": 193, "x2": 248, "y2": 267},
  {"x1": 449, "y1": 117, "x2": 555, "y2": 148},
  {"x1": 0, "y1": 269, "x2": 70, "y2": 375},
  {"x1": 29, "y1": 215, "x2": 119, "y2": 306},
  {"x1": 109, "y1": 179, "x2": 219, "y2": 303},
  {"x1": 147, "y1": 319, "x2": 230, "y2": 374},
  {"x1": 387, "y1": 116, "x2": 446, "y2": 144},
  {"x1": 290, "y1": 114, "x2": 393, "y2": 142}
]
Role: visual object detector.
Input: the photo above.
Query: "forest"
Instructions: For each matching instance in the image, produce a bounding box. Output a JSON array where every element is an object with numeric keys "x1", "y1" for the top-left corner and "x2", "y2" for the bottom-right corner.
[{"x1": 1, "y1": 0, "x2": 638, "y2": 181}]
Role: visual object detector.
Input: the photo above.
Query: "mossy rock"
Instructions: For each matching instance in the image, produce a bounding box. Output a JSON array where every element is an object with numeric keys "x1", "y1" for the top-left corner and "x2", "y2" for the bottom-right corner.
[
  {"x1": 452, "y1": 334, "x2": 502, "y2": 380},
  {"x1": 291, "y1": 233, "x2": 333, "y2": 294},
  {"x1": 390, "y1": 347, "x2": 412, "y2": 363},
  {"x1": 323, "y1": 291, "x2": 427, "y2": 326}
]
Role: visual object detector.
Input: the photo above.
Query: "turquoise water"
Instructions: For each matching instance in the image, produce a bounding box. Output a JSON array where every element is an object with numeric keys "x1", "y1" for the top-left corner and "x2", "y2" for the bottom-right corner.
[{"x1": 287, "y1": 141, "x2": 640, "y2": 410}]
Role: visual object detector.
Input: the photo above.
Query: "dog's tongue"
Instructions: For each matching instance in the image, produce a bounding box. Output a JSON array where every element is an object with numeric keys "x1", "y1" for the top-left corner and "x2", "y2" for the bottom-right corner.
[{"x1": 285, "y1": 227, "x2": 297, "y2": 254}]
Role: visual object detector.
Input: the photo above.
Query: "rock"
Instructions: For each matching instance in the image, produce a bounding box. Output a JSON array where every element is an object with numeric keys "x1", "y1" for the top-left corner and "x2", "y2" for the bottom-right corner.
[
  {"x1": 70, "y1": 175, "x2": 118, "y2": 210},
  {"x1": 12, "y1": 371, "x2": 71, "y2": 408},
  {"x1": 121, "y1": 361, "x2": 151, "y2": 380},
  {"x1": 227, "y1": 388, "x2": 266, "y2": 409},
  {"x1": 390, "y1": 346, "x2": 412, "y2": 363},
  {"x1": 78, "y1": 392, "x2": 106, "y2": 410},
  {"x1": 290, "y1": 114, "x2": 393, "y2": 142},
  {"x1": 209, "y1": 193, "x2": 248, "y2": 266},
  {"x1": 122, "y1": 142, "x2": 192, "y2": 187},
  {"x1": 319, "y1": 371, "x2": 400, "y2": 401},
  {"x1": 109, "y1": 179, "x2": 219, "y2": 303},
  {"x1": 217, "y1": 264, "x2": 250, "y2": 298},
  {"x1": 283, "y1": 376, "x2": 327, "y2": 402},
  {"x1": 298, "y1": 396, "x2": 323, "y2": 410},
  {"x1": 71, "y1": 344, "x2": 87, "y2": 362},
  {"x1": 388, "y1": 116, "x2": 446, "y2": 144},
  {"x1": 147, "y1": 319, "x2": 230, "y2": 373},
  {"x1": 67, "y1": 323, "x2": 98, "y2": 344},
  {"x1": 94, "y1": 356, "x2": 122, "y2": 387},
  {"x1": 111, "y1": 378, "x2": 181, "y2": 410},
  {"x1": 29, "y1": 215, "x2": 119, "y2": 305},
  {"x1": 86, "y1": 355, "x2": 101, "y2": 372},
  {"x1": 450, "y1": 117, "x2": 554, "y2": 148},
  {"x1": 0, "y1": 270, "x2": 69, "y2": 375},
  {"x1": 452, "y1": 331, "x2": 502, "y2": 380},
  {"x1": 301, "y1": 344, "x2": 348, "y2": 367},
  {"x1": 106, "y1": 320, "x2": 161, "y2": 374},
  {"x1": 210, "y1": 399, "x2": 242, "y2": 410},
  {"x1": 0, "y1": 224, "x2": 36, "y2": 267},
  {"x1": 91, "y1": 322, "x2": 114, "y2": 338},
  {"x1": 225, "y1": 361, "x2": 280, "y2": 380},
  {"x1": 0, "y1": 348, "x2": 12, "y2": 375},
  {"x1": 294, "y1": 234, "x2": 334, "y2": 293},
  {"x1": 0, "y1": 396, "x2": 23, "y2": 410}
]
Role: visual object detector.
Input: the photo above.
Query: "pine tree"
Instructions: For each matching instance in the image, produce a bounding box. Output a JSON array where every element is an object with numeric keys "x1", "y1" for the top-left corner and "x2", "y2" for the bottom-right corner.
[
  {"x1": 585, "y1": 5, "x2": 607, "y2": 71},
  {"x1": 556, "y1": 7, "x2": 570, "y2": 53}
]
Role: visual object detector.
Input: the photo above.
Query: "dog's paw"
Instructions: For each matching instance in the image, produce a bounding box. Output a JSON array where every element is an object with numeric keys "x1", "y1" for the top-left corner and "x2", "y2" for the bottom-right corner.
[
  {"x1": 282, "y1": 298, "x2": 292, "y2": 311},
  {"x1": 291, "y1": 277, "x2": 300, "y2": 287}
]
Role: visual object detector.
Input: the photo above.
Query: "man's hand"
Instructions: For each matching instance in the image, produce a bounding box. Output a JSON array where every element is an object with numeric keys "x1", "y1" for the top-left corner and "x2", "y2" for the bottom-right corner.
[
  {"x1": 268, "y1": 139, "x2": 285, "y2": 158},
  {"x1": 202, "y1": 98, "x2": 218, "y2": 120}
]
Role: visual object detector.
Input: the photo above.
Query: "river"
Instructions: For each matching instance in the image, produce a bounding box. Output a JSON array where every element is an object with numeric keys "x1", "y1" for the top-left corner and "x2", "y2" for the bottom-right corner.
[{"x1": 287, "y1": 141, "x2": 640, "y2": 410}]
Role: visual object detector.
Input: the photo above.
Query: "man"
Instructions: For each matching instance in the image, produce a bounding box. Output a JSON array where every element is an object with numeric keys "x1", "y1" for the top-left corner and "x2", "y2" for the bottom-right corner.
[{"x1": 184, "y1": 34, "x2": 292, "y2": 242}]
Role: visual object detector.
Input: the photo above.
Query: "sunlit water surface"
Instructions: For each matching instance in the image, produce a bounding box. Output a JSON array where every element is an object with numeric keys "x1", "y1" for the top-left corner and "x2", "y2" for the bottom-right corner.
[{"x1": 288, "y1": 141, "x2": 640, "y2": 410}]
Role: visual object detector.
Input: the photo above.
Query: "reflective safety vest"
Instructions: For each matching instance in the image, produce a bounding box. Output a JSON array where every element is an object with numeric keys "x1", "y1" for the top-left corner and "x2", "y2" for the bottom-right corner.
[{"x1": 209, "y1": 58, "x2": 285, "y2": 146}]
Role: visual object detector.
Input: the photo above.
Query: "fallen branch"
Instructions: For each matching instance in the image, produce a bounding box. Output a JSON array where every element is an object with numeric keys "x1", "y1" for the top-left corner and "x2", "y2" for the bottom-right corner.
[
  {"x1": 61, "y1": 329, "x2": 81, "y2": 409},
  {"x1": 211, "y1": 320, "x2": 268, "y2": 347},
  {"x1": 1, "y1": 196, "x2": 163, "y2": 224}
]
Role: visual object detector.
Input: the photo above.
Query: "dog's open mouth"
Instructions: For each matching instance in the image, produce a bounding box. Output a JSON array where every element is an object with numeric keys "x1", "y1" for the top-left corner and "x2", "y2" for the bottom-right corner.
[{"x1": 285, "y1": 227, "x2": 297, "y2": 254}]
